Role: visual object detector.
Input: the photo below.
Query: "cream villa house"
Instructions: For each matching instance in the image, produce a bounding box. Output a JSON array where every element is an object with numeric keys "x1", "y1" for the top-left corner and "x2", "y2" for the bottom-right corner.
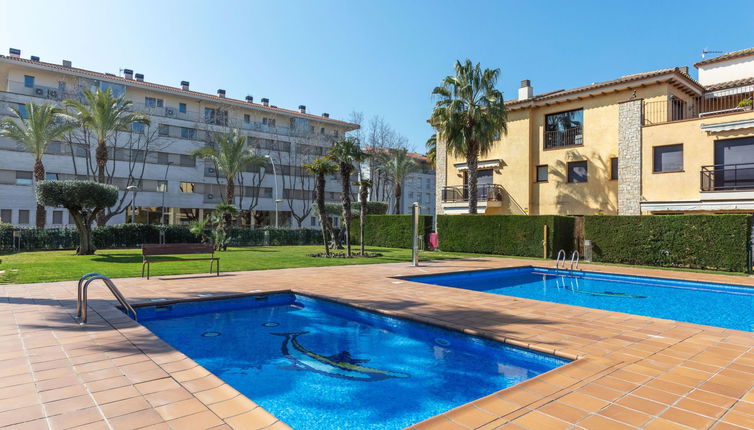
[{"x1": 436, "y1": 47, "x2": 754, "y2": 216}]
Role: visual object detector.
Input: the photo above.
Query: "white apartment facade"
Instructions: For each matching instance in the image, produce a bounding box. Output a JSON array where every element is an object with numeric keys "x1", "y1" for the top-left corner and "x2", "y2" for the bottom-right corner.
[
  {"x1": 0, "y1": 48, "x2": 358, "y2": 228},
  {"x1": 362, "y1": 152, "x2": 435, "y2": 215}
]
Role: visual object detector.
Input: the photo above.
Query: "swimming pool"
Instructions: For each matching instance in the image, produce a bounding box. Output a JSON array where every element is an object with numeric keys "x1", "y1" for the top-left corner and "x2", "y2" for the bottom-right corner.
[
  {"x1": 135, "y1": 293, "x2": 568, "y2": 429},
  {"x1": 406, "y1": 267, "x2": 754, "y2": 332}
]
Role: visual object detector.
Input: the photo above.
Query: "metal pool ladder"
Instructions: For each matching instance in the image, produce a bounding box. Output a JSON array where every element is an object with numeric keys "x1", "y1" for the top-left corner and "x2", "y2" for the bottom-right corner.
[
  {"x1": 570, "y1": 250, "x2": 580, "y2": 270},
  {"x1": 77, "y1": 273, "x2": 137, "y2": 324},
  {"x1": 555, "y1": 249, "x2": 566, "y2": 269}
]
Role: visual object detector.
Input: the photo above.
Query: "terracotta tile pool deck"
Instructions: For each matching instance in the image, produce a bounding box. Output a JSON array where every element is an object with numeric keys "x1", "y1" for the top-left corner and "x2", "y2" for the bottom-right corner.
[{"x1": 2, "y1": 257, "x2": 754, "y2": 429}]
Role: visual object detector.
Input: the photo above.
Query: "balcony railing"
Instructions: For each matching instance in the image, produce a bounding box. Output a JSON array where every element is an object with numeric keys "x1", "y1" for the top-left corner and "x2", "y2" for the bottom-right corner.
[
  {"x1": 701, "y1": 163, "x2": 754, "y2": 191},
  {"x1": 644, "y1": 90, "x2": 754, "y2": 126},
  {"x1": 441, "y1": 184, "x2": 503, "y2": 202},
  {"x1": 543, "y1": 127, "x2": 583, "y2": 149}
]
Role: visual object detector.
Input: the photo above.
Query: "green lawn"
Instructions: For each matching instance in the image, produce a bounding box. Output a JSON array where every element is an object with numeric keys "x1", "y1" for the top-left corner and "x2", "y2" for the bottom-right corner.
[{"x1": 0, "y1": 246, "x2": 488, "y2": 284}]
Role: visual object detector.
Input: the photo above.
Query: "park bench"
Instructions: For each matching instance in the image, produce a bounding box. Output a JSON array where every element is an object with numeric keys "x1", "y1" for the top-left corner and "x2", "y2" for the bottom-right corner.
[{"x1": 141, "y1": 243, "x2": 219, "y2": 280}]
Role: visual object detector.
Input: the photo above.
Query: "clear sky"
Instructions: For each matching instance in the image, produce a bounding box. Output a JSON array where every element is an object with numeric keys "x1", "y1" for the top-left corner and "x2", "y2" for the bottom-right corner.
[{"x1": 1, "y1": 0, "x2": 753, "y2": 152}]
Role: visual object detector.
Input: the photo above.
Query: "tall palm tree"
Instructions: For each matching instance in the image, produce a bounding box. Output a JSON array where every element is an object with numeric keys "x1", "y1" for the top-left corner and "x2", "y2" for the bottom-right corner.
[
  {"x1": 429, "y1": 59, "x2": 507, "y2": 214},
  {"x1": 0, "y1": 102, "x2": 77, "y2": 228},
  {"x1": 304, "y1": 157, "x2": 338, "y2": 256},
  {"x1": 378, "y1": 148, "x2": 419, "y2": 214},
  {"x1": 425, "y1": 133, "x2": 437, "y2": 168},
  {"x1": 65, "y1": 88, "x2": 150, "y2": 184},
  {"x1": 356, "y1": 179, "x2": 372, "y2": 255},
  {"x1": 191, "y1": 130, "x2": 266, "y2": 206},
  {"x1": 328, "y1": 137, "x2": 368, "y2": 257}
]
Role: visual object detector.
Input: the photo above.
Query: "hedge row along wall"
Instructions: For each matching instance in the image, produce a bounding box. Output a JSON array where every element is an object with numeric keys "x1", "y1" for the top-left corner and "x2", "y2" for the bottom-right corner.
[
  {"x1": 437, "y1": 215, "x2": 574, "y2": 258},
  {"x1": 585, "y1": 215, "x2": 751, "y2": 272},
  {"x1": 360, "y1": 215, "x2": 433, "y2": 249},
  {"x1": 0, "y1": 224, "x2": 321, "y2": 251}
]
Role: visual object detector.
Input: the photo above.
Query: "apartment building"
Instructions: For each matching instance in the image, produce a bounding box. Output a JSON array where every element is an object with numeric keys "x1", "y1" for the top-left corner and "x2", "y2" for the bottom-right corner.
[
  {"x1": 436, "y1": 47, "x2": 754, "y2": 216},
  {"x1": 0, "y1": 49, "x2": 359, "y2": 227},
  {"x1": 361, "y1": 150, "x2": 435, "y2": 215}
]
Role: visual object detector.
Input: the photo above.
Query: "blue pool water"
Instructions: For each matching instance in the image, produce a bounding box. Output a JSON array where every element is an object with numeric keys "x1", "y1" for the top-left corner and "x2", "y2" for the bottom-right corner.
[
  {"x1": 406, "y1": 267, "x2": 754, "y2": 332},
  {"x1": 135, "y1": 293, "x2": 567, "y2": 429}
]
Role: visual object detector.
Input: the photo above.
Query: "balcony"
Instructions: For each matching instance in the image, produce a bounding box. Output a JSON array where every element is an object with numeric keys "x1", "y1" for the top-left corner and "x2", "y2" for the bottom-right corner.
[
  {"x1": 543, "y1": 127, "x2": 583, "y2": 149},
  {"x1": 701, "y1": 163, "x2": 754, "y2": 192},
  {"x1": 441, "y1": 184, "x2": 503, "y2": 202},
  {"x1": 644, "y1": 91, "x2": 754, "y2": 126}
]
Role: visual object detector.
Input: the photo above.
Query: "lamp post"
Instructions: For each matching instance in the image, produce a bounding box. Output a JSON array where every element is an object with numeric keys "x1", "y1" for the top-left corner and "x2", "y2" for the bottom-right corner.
[
  {"x1": 265, "y1": 155, "x2": 281, "y2": 228},
  {"x1": 126, "y1": 185, "x2": 138, "y2": 223},
  {"x1": 160, "y1": 162, "x2": 174, "y2": 225}
]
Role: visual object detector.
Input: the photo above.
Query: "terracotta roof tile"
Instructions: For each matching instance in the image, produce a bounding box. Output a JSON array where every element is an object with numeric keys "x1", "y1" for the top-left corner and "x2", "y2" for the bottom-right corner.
[
  {"x1": 0, "y1": 55, "x2": 358, "y2": 129},
  {"x1": 704, "y1": 77, "x2": 754, "y2": 91},
  {"x1": 694, "y1": 47, "x2": 754, "y2": 67}
]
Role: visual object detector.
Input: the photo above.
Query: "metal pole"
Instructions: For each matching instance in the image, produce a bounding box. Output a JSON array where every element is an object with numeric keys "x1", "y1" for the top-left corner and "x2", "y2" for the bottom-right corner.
[
  {"x1": 126, "y1": 185, "x2": 138, "y2": 223},
  {"x1": 161, "y1": 162, "x2": 173, "y2": 225},
  {"x1": 411, "y1": 202, "x2": 420, "y2": 267}
]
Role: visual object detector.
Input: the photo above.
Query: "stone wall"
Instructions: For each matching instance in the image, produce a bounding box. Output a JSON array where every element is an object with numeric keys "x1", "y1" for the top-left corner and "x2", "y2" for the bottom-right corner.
[
  {"x1": 434, "y1": 135, "x2": 447, "y2": 228},
  {"x1": 618, "y1": 99, "x2": 642, "y2": 215}
]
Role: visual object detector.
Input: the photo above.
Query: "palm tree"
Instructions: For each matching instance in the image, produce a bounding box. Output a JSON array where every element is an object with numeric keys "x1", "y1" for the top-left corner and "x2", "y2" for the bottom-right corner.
[
  {"x1": 65, "y1": 88, "x2": 150, "y2": 184},
  {"x1": 304, "y1": 157, "x2": 338, "y2": 256},
  {"x1": 191, "y1": 130, "x2": 267, "y2": 207},
  {"x1": 429, "y1": 59, "x2": 507, "y2": 214},
  {"x1": 425, "y1": 133, "x2": 437, "y2": 168},
  {"x1": 328, "y1": 137, "x2": 368, "y2": 257},
  {"x1": 378, "y1": 148, "x2": 419, "y2": 214},
  {"x1": 0, "y1": 102, "x2": 77, "y2": 228},
  {"x1": 356, "y1": 179, "x2": 372, "y2": 255}
]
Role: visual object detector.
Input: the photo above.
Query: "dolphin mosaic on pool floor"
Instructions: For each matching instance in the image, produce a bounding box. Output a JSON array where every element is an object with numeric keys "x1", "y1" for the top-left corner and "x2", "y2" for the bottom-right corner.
[{"x1": 1, "y1": 257, "x2": 754, "y2": 429}]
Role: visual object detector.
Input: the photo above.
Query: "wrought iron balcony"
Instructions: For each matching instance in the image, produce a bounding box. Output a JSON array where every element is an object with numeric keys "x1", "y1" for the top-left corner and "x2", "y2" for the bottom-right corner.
[
  {"x1": 700, "y1": 163, "x2": 754, "y2": 191},
  {"x1": 441, "y1": 184, "x2": 504, "y2": 202},
  {"x1": 543, "y1": 127, "x2": 583, "y2": 149}
]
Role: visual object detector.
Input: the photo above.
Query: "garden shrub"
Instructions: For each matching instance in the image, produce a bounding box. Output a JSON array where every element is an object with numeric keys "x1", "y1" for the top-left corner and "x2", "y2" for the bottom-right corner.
[
  {"x1": 585, "y1": 215, "x2": 751, "y2": 272},
  {"x1": 437, "y1": 215, "x2": 575, "y2": 258},
  {"x1": 360, "y1": 215, "x2": 433, "y2": 248}
]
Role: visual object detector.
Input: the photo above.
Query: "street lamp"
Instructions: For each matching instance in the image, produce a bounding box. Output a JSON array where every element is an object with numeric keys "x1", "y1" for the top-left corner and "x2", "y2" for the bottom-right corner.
[
  {"x1": 160, "y1": 162, "x2": 174, "y2": 225},
  {"x1": 126, "y1": 185, "x2": 138, "y2": 223},
  {"x1": 264, "y1": 155, "x2": 281, "y2": 228}
]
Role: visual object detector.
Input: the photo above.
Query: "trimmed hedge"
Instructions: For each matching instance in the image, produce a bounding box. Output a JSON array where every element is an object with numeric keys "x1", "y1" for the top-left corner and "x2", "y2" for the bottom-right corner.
[
  {"x1": 437, "y1": 215, "x2": 575, "y2": 258},
  {"x1": 361, "y1": 215, "x2": 433, "y2": 248},
  {"x1": 585, "y1": 215, "x2": 751, "y2": 272},
  {"x1": 0, "y1": 224, "x2": 321, "y2": 251}
]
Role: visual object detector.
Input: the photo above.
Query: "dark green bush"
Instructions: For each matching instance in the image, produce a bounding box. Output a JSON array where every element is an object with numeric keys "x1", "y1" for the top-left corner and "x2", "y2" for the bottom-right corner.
[
  {"x1": 437, "y1": 215, "x2": 575, "y2": 258},
  {"x1": 585, "y1": 215, "x2": 751, "y2": 272},
  {"x1": 360, "y1": 215, "x2": 433, "y2": 248}
]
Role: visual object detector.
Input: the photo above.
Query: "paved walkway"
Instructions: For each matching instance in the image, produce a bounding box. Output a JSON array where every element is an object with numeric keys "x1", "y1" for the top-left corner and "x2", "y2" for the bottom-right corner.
[{"x1": 1, "y1": 257, "x2": 754, "y2": 429}]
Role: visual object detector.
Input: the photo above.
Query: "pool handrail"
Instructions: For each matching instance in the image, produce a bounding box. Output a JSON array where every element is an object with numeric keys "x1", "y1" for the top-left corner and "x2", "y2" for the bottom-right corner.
[
  {"x1": 76, "y1": 273, "x2": 137, "y2": 324},
  {"x1": 570, "y1": 250, "x2": 580, "y2": 270},
  {"x1": 555, "y1": 249, "x2": 566, "y2": 269}
]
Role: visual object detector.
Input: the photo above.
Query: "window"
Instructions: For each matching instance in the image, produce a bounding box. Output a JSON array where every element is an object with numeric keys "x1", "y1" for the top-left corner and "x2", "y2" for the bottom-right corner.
[
  {"x1": 179, "y1": 182, "x2": 195, "y2": 193},
  {"x1": 16, "y1": 104, "x2": 28, "y2": 119},
  {"x1": 418, "y1": 178, "x2": 423, "y2": 188},
  {"x1": 15, "y1": 171, "x2": 33, "y2": 185},
  {"x1": 418, "y1": 193, "x2": 423, "y2": 203},
  {"x1": 75, "y1": 144, "x2": 88, "y2": 157},
  {"x1": 24, "y1": 75, "x2": 35, "y2": 88},
  {"x1": 0, "y1": 209, "x2": 11, "y2": 223},
  {"x1": 45, "y1": 173, "x2": 58, "y2": 180},
  {"x1": 179, "y1": 154, "x2": 195, "y2": 167},
  {"x1": 99, "y1": 82, "x2": 125, "y2": 98},
  {"x1": 179, "y1": 103, "x2": 187, "y2": 114},
  {"x1": 310, "y1": 217, "x2": 317, "y2": 227},
  {"x1": 52, "y1": 210, "x2": 63, "y2": 225},
  {"x1": 610, "y1": 157, "x2": 619, "y2": 180},
  {"x1": 47, "y1": 142, "x2": 63, "y2": 154},
  {"x1": 320, "y1": 127, "x2": 325, "y2": 134},
  {"x1": 426, "y1": 193, "x2": 431, "y2": 203},
  {"x1": 544, "y1": 109, "x2": 583, "y2": 149},
  {"x1": 290, "y1": 118, "x2": 296, "y2": 129},
  {"x1": 145, "y1": 97, "x2": 163, "y2": 108},
  {"x1": 158, "y1": 124, "x2": 169, "y2": 136},
  {"x1": 156, "y1": 181, "x2": 168, "y2": 192},
  {"x1": 18, "y1": 210, "x2": 30, "y2": 225},
  {"x1": 157, "y1": 152, "x2": 169, "y2": 164},
  {"x1": 132, "y1": 122, "x2": 145, "y2": 134},
  {"x1": 334, "y1": 130, "x2": 339, "y2": 138},
  {"x1": 567, "y1": 161, "x2": 588, "y2": 183},
  {"x1": 180, "y1": 127, "x2": 195, "y2": 139},
  {"x1": 244, "y1": 114, "x2": 251, "y2": 124},
  {"x1": 262, "y1": 117, "x2": 276, "y2": 127},
  {"x1": 653, "y1": 144, "x2": 683, "y2": 173},
  {"x1": 536, "y1": 165, "x2": 548, "y2": 182}
]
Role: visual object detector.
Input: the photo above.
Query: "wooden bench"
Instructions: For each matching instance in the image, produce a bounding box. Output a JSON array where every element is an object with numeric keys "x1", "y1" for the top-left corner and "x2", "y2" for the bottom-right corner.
[{"x1": 141, "y1": 243, "x2": 219, "y2": 279}]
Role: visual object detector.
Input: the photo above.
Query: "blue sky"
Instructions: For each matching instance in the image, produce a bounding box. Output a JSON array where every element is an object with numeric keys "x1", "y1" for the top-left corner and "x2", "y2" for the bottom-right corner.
[{"x1": 1, "y1": 0, "x2": 753, "y2": 152}]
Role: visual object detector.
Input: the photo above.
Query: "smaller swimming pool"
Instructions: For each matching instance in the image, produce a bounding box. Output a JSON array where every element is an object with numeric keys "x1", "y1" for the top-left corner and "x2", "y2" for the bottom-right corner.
[
  {"x1": 405, "y1": 267, "x2": 754, "y2": 332},
  {"x1": 134, "y1": 293, "x2": 568, "y2": 429}
]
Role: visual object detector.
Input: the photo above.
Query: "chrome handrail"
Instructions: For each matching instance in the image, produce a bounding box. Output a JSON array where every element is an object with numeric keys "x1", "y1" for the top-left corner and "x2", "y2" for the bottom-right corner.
[
  {"x1": 570, "y1": 250, "x2": 580, "y2": 270},
  {"x1": 77, "y1": 273, "x2": 137, "y2": 324},
  {"x1": 555, "y1": 249, "x2": 566, "y2": 269}
]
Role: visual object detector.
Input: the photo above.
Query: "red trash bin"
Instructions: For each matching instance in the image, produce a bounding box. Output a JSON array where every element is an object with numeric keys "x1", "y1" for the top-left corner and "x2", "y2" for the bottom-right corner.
[{"x1": 429, "y1": 233, "x2": 439, "y2": 250}]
